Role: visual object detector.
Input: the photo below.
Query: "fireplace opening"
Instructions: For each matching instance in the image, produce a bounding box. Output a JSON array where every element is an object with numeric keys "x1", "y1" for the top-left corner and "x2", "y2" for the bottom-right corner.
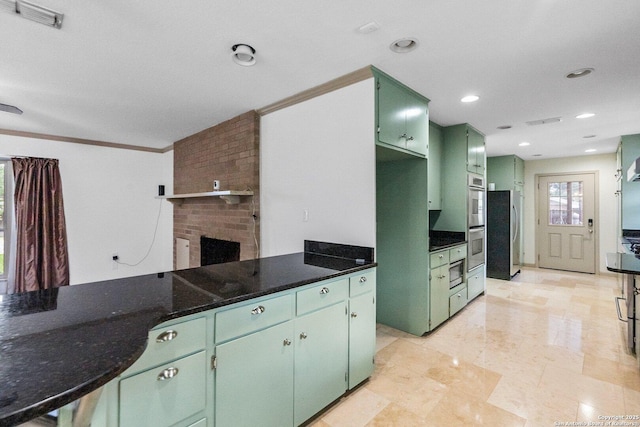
[{"x1": 200, "y1": 236, "x2": 240, "y2": 266}]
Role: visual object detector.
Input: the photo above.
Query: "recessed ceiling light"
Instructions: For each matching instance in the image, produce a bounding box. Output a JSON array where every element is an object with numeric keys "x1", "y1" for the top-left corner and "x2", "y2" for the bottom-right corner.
[
  {"x1": 576, "y1": 113, "x2": 595, "y2": 119},
  {"x1": 583, "y1": 135, "x2": 597, "y2": 138},
  {"x1": 519, "y1": 142, "x2": 530, "y2": 147},
  {"x1": 585, "y1": 149, "x2": 597, "y2": 153},
  {"x1": 497, "y1": 125, "x2": 512, "y2": 130},
  {"x1": 231, "y1": 44, "x2": 256, "y2": 66},
  {"x1": 566, "y1": 68, "x2": 594, "y2": 79},
  {"x1": 461, "y1": 95, "x2": 479, "y2": 103},
  {"x1": 390, "y1": 38, "x2": 419, "y2": 53}
]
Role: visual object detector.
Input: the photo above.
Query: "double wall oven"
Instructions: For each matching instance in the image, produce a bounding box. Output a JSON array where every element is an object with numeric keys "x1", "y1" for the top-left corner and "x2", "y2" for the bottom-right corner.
[{"x1": 468, "y1": 173, "x2": 485, "y2": 270}]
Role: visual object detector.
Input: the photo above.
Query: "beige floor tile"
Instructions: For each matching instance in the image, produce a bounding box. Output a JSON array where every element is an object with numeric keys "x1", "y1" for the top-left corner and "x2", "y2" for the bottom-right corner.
[
  {"x1": 583, "y1": 354, "x2": 640, "y2": 392},
  {"x1": 320, "y1": 388, "x2": 389, "y2": 427}
]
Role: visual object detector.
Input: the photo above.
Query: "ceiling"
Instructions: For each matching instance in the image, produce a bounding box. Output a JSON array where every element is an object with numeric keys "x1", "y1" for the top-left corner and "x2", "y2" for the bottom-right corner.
[{"x1": 1, "y1": 0, "x2": 639, "y2": 160}]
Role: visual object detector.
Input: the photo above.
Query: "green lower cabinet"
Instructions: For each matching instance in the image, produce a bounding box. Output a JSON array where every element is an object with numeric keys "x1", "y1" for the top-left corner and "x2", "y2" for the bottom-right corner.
[
  {"x1": 348, "y1": 290, "x2": 376, "y2": 389},
  {"x1": 119, "y1": 351, "x2": 207, "y2": 427},
  {"x1": 215, "y1": 321, "x2": 295, "y2": 427},
  {"x1": 294, "y1": 302, "x2": 348, "y2": 426},
  {"x1": 449, "y1": 285, "x2": 467, "y2": 316},
  {"x1": 467, "y1": 265, "x2": 485, "y2": 302},
  {"x1": 429, "y1": 264, "x2": 450, "y2": 330}
]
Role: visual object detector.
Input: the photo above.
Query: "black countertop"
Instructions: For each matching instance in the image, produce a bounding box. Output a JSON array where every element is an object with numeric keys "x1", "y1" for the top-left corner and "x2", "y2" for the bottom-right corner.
[
  {"x1": 0, "y1": 248, "x2": 375, "y2": 426},
  {"x1": 606, "y1": 252, "x2": 640, "y2": 275},
  {"x1": 429, "y1": 230, "x2": 466, "y2": 252}
]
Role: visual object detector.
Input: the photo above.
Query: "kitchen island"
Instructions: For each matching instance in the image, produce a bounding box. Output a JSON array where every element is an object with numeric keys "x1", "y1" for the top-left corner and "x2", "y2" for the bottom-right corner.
[{"x1": 0, "y1": 241, "x2": 376, "y2": 426}]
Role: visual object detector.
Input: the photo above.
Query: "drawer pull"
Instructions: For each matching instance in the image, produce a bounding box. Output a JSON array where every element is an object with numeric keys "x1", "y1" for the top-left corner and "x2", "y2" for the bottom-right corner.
[
  {"x1": 300, "y1": 332, "x2": 308, "y2": 339},
  {"x1": 457, "y1": 293, "x2": 462, "y2": 298},
  {"x1": 283, "y1": 338, "x2": 292, "y2": 346},
  {"x1": 439, "y1": 255, "x2": 444, "y2": 259},
  {"x1": 157, "y1": 367, "x2": 179, "y2": 381},
  {"x1": 319, "y1": 287, "x2": 330, "y2": 295},
  {"x1": 156, "y1": 330, "x2": 178, "y2": 343},
  {"x1": 251, "y1": 305, "x2": 266, "y2": 315},
  {"x1": 359, "y1": 276, "x2": 367, "y2": 283},
  {"x1": 351, "y1": 312, "x2": 358, "y2": 318}
]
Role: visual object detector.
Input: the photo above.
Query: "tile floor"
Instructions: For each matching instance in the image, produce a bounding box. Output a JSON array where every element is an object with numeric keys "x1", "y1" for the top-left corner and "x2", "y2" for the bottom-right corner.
[{"x1": 310, "y1": 267, "x2": 640, "y2": 427}]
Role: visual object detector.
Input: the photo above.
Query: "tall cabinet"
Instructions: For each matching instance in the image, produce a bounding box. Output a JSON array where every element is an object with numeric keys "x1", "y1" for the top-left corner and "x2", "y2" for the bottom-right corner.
[{"x1": 620, "y1": 134, "x2": 640, "y2": 231}]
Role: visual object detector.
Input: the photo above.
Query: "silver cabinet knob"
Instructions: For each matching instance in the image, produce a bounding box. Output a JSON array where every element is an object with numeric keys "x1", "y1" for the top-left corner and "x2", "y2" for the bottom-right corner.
[
  {"x1": 300, "y1": 332, "x2": 308, "y2": 339},
  {"x1": 406, "y1": 136, "x2": 414, "y2": 141},
  {"x1": 251, "y1": 305, "x2": 266, "y2": 315},
  {"x1": 157, "y1": 367, "x2": 179, "y2": 381},
  {"x1": 351, "y1": 312, "x2": 358, "y2": 318},
  {"x1": 283, "y1": 339, "x2": 292, "y2": 346},
  {"x1": 156, "y1": 330, "x2": 178, "y2": 343},
  {"x1": 319, "y1": 287, "x2": 330, "y2": 295},
  {"x1": 359, "y1": 276, "x2": 367, "y2": 283},
  {"x1": 400, "y1": 133, "x2": 407, "y2": 139},
  {"x1": 439, "y1": 254, "x2": 443, "y2": 258},
  {"x1": 457, "y1": 293, "x2": 462, "y2": 298}
]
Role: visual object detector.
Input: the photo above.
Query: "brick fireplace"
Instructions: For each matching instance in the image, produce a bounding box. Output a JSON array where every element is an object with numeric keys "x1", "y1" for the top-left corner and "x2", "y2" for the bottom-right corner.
[{"x1": 173, "y1": 111, "x2": 260, "y2": 268}]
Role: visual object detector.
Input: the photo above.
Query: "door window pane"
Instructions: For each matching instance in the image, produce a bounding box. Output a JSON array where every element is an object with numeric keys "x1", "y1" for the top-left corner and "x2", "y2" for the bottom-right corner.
[{"x1": 548, "y1": 181, "x2": 583, "y2": 225}]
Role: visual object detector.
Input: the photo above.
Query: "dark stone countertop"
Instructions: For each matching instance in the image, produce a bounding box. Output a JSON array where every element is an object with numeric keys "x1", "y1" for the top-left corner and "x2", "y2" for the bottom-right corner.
[
  {"x1": 429, "y1": 230, "x2": 466, "y2": 252},
  {"x1": 0, "y1": 250, "x2": 375, "y2": 426},
  {"x1": 606, "y1": 252, "x2": 640, "y2": 275}
]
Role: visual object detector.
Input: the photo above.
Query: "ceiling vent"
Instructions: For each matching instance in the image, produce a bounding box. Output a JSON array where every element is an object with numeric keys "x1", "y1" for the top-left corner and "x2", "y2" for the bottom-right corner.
[
  {"x1": 525, "y1": 117, "x2": 562, "y2": 126},
  {"x1": 0, "y1": 0, "x2": 64, "y2": 29},
  {"x1": 0, "y1": 103, "x2": 23, "y2": 115}
]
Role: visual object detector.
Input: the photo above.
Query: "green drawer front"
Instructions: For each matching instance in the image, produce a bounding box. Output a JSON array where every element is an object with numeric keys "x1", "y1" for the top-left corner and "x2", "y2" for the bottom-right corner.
[
  {"x1": 187, "y1": 419, "x2": 207, "y2": 427},
  {"x1": 119, "y1": 351, "x2": 206, "y2": 427},
  {"x1": 430, "y1": 250, "x2": 449, "y2": 269},
  {"x1": 216, "y1": 294, "x2": 293, "y2": 343},
  {"x1": 349, "y1": 269, "x2": 376, "y2": 297},
  {"x1": 123, "y1": 317, "x2": 207, "y2": 377},
  {"x1": 449, "y1": 287, "x2": 467, "y2": 316},
  {"x1": 449, "y1": 244, "x2": 467, "y2": 263},
  {"x1": 467, "y1": 265, "x2": 485, "y2": 301},
  {"x1": 297, "y1": 279, "x2": 348, "y2": 316}
]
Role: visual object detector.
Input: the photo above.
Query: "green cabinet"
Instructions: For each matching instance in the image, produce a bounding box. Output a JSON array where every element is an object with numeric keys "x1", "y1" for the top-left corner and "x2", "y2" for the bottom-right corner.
[
  {"x1": 428, "y1": 122, "x2": 443, "y2": 210},
  {"x1": 620, "y1": 134, "x2": 640, "y2": 230},
  {"x1": 347, "y1": 271, "x2": 376, "y2": 389},
  {"x1": 487, "y1": 155, "x2": 524, "y2": 192},
  {"x1": 449, "y1": 285, "x2": 467, "y2": 316},
  {"x1": 215, "y1": 320, "x2": 295, "y2": 427},
  {"x1": 374, "y1": 68, "x2": 429, "y2": 158},
  {"x1": 429, "y1": 263, "x2": 450, "y2": 331},
  {"x1": 467, "y1": 264, "x2": 485, "y2": 302},
  {"x1": 466, "y1": 126, "x2": 486, "y2": 175}
]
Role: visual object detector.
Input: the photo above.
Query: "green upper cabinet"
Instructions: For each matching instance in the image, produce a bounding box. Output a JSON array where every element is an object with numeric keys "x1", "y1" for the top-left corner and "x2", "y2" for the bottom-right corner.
[
  {"x1": 466, "y1": 126, "x2": 486, "y2": 175},
  {"x1": 620, "y1": 134, "x2": 640, "y2": 230},
  {"x1": 487, "y1": 155, "x2": 524, "y2": 191},
  {"x1": 428, "y1": 122, "x2": 443, "y2": 210},
  {"x1": 373, "y1": 67, "x2": 430, "y2": 158}
]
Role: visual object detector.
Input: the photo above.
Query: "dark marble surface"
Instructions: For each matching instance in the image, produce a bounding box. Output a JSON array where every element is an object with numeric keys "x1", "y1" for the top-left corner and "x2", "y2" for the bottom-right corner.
[
  {"x1": 606, "y1": 252, "x2": 640, "y2": 275},
  {"x1": 0, "y1": 250, "x2": 375, "y2": 426},
  {"x1": 429, "y1": 230, "x2": 466, "y2": 251}
]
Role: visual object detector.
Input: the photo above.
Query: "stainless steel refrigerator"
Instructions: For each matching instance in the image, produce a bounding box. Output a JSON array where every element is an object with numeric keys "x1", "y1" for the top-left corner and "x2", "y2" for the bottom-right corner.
[{"x1": 487, "y1": 190, "x2": 521, "y2": 280}]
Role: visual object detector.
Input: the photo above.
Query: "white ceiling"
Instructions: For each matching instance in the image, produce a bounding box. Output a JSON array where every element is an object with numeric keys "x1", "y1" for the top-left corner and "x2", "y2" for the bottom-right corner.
[{"x1": 1, "y1": 0, "x2": 639, "y2": 160}]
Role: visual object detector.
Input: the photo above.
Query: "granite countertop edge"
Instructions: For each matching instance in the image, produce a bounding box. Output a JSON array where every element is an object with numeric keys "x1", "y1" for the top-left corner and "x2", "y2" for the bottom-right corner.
[{"x1": 0, "y1": 252, "x2": 376, "y2": 425}]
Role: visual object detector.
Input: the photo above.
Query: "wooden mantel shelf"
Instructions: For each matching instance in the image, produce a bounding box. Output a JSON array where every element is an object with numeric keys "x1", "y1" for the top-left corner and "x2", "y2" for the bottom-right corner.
[{"x1": 157, "y1": 190, "x2": 254, "y2": 205}]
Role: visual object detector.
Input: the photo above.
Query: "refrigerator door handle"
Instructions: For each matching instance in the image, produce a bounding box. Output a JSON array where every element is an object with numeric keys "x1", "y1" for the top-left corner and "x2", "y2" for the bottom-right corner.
[{"x1": 512, "y1": 204, "x2": 518, "y2": 243}]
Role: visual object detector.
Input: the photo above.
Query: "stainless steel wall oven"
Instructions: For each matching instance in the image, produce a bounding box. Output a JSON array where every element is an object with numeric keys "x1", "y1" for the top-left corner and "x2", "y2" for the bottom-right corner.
[{"x1": 468, "y1": 227, "x2": 485, "y2": 271}]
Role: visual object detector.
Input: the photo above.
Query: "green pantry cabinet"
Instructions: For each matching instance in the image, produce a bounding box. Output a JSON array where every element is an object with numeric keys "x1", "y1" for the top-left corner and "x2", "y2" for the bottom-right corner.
[
  {"x1": 92, "y1": 269, "x2": 376, "y2": 427},
  {"x1": 487, "y1": 155, "x2": 524, "y2": 193}
]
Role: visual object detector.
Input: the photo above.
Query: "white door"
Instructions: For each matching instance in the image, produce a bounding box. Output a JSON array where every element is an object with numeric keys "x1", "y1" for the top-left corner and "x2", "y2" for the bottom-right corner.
[{"x1": 537, "y1": 173, "x2": 596, "y2": 274}]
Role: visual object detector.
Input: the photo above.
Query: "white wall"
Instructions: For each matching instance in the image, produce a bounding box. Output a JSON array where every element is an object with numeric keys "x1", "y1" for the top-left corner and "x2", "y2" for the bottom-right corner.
[
  {"x1": 260, "y1": 79, "x2": 376, "y2": 256},
  {"x1": 523, "y1": 153, "x2": 617, "y2": 274},
  {"x1": 0, "y1": 135, "x2": 173, "y2": 285}
]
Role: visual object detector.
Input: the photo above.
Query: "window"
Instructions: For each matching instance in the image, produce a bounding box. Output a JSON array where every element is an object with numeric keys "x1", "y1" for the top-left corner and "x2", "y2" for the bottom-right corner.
[{"x1": 548, "y1": 181, "x2": 584, "y2": 225}]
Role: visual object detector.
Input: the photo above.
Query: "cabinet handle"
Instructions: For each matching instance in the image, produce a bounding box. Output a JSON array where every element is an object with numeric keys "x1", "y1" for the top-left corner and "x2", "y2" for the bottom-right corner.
[
  {"x1": 439, "y1": 255, "x2": 443, "y2": 259},
  {"x1": 457, "y1": 293, "x2": 462, "y2": 298},
  {"x1": 319, "y1": 287, "x2": 330, "y2": 295},
  {"x1": 251, "y1": 305, "x2": 266, "y2": 315},
  {"x1": 156, "y1": 330, "x2": 178, "y2": 343},
  {"x1": 283, "y1": 339, "x2": 292, "y2": 346},
  {"x1": 406, "y1": 136, "x2": 414, "y2": 141},
  {"x1": 157, "y1": 367, "x2": 179, "y2": 381},
  {"x1": 351, "y1": 312, "x2": 358, "y2": 318},
  {"x1": 300, "y1": 332, "x2": 308, "y2": 339},
  {"x1": 359, "y1": 276, "x2": 367, "y2": 283},
  {"x1": 438, "y1": 275, "x2": 446, "y2": 279},
  {"x1": 400, "y1": 133, "x2": 407, "y2": 139}
]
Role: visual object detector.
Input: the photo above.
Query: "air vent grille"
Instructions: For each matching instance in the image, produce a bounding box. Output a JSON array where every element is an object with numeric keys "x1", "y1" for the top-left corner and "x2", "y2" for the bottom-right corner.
[{"x1": 526, "y1": 117, "x2": 562, "y2": 126}]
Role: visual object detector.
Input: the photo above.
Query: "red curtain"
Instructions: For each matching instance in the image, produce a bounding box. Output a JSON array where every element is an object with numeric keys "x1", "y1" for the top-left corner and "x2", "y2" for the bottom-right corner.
[{"x1": 11, "y1": 157, "x2": 69, "y2": 293}]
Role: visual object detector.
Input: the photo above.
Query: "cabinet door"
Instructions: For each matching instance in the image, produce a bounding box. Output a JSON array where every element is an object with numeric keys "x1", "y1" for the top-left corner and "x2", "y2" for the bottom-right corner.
[
  {"x1": 428, "y1": 122, "x2": 443, "y2": 210},
  {"x1": 215, "y1": 321, "x2": 294, "y2": 427},
  {"x1": 119, "y1": 351, "x2": 206, "y2": 427},
  {"x1": 467, "y1": 264, "x2": 485, "y2": 302},
  {"x1": 429, "y1": 265, "x2": 450, "y2": 330},
  {"x1": 377, "y1": 78, "x2": 407, "y2": 150},
  {"x1": 467, "y1": 127, "x2": 485, "y2": 175},
  {"x1": 348, "y1": 292, "x2": 376, "y2": 389},
  {"x1": 404, "y1": 94, "x2": 429, "y2": 156},
  {"x1": 514, "y1": 156, "x2": 524, "y2": 186},
  {"x1": 294, "y1": 302, "x2": 348, "y2": 425}
]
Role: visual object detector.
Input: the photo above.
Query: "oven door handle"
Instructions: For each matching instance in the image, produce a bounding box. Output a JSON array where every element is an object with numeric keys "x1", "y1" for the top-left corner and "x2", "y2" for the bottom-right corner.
[{"x1": 615, "y1": 296, "x2": 627, "y2": 322}]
